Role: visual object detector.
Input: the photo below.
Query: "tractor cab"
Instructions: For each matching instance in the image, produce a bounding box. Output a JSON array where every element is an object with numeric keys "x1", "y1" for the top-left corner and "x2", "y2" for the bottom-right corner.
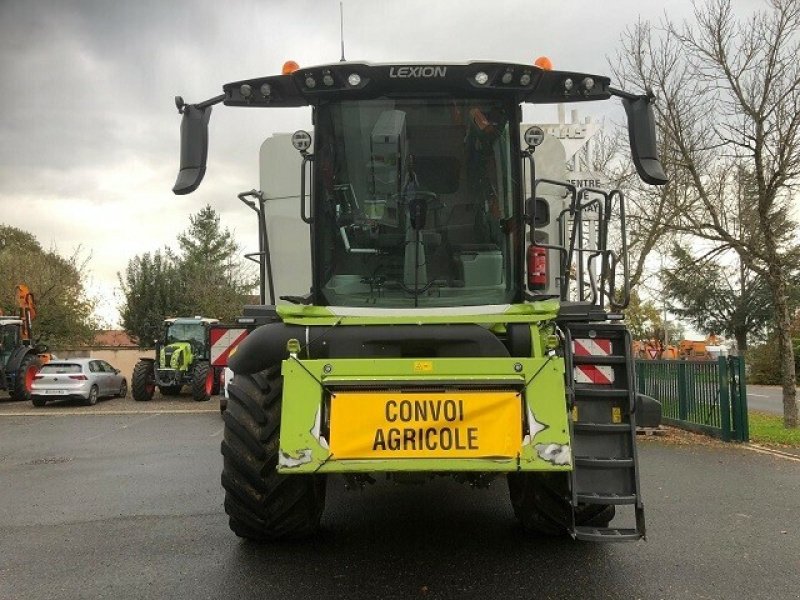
[
  {"x1": 173, "y1": 60, "x2": 666, "y2": 313},
  {"x1": 158, "y1": 317, "x2": 217, "y2": 371},
  {"x1": 0, "y1": 318, "x2": 23, "y2": 366}
]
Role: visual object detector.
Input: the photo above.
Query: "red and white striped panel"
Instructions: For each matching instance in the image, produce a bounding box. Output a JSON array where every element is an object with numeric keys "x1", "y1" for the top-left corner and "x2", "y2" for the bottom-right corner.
[
  {"x1": 573, "y1": 338, "x2": 615, "y2": 385},
  {"x1": 209, "y1": 328, "x2": 248, "y2": 367}
]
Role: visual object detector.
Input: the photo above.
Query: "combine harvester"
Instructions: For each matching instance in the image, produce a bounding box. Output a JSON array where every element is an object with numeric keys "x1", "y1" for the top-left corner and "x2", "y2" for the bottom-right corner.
[{"x1": 171, "y1": 55, "x2": 667, "y2": 541}]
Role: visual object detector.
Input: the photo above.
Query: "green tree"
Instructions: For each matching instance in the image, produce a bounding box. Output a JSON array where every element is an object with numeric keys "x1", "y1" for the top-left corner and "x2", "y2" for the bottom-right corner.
[
  {"x1": 175, "y1": 205, "x2": 255, "y2": 322},
  {"x1": 663, "y1": 245, "x2": 776, "y2": 354},
  {"x1": 118, "y1": 249, "x2": 184, "y2": 347},
  {"x1": 0, "y1": 224, "x2": 97, "y2": 349}
]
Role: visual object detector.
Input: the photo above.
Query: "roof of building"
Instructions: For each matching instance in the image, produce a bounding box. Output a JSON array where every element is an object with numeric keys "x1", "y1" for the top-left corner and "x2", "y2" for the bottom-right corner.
[{"x1": 93, "y1": 330, "x2": 137, "y2": 347}]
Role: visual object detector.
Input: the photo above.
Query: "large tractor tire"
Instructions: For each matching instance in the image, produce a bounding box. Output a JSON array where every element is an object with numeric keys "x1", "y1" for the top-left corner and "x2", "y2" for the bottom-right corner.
[
  {"x1": 131, "y1": 360, "x2": 155, "y2": 402},
  {"x1": 190, "y1": 361, "x2": 213, "y2": 402},
  {"x1": 221, "y1": 365, "x2": 326, "y2": 541},
  {"x1": 507, "y1": 472, "x2": 615, "y2": 536},
  {"x1": 159, "y1": 385, "x2": 182, "y2": 396},
  {"x1": 13, "y1": 352, "x2": 41, "y2": 402}
]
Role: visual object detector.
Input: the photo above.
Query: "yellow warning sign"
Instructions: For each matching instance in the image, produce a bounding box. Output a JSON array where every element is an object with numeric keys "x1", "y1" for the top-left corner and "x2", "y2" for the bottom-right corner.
[
  {"x1": 329, "y1": 391, "x2": 522, "y2": 459},
  {"x1": 413, "y1": 361, "x2": 433, "y2": 372},
  {"x1": 612, "y1": 407, "x2": 622, "y2": 424}
]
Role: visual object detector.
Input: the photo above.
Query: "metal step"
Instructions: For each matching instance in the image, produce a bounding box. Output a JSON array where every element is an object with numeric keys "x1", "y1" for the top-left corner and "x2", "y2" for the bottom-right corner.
[
  {"x1": 573, "y1": 355, "x2": 626, "y2": 366},
  {"x1": 577, "y1": 492, "x2": 638, "y2": 505},
  {"x1": 574, "y1": 526, "x2": 642, "y2": 542},
  {"x1": 573, "y1": 422, "x2": 630, "y2": 433},
  {"x1": 574, "y1": 456, "x2": 634, "y2": 468},
  {"x1": 573, "y1": 385, "x2": 630, "y2": 398}
]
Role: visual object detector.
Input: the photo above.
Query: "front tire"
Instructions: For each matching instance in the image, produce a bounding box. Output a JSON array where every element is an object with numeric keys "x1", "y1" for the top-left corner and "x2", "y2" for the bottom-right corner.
[
  {"x1": 190, "y1": 361, "x2": 212, "y2": 402},
  {"x1": 132, "y1": 360, "x2": 155, "y2": 401},
  {"x1": 221, "y1": 365, "x2": 326, "y2": 540},
  {"x1": 118, "y1": 380, "x2": 128, "y2": 398},
  {"x1": 13, "y1": 353, "x2": 42, "y2": 402},
  {"x1": 507, "y1": 472, "x2": 615, "y2": 536}
]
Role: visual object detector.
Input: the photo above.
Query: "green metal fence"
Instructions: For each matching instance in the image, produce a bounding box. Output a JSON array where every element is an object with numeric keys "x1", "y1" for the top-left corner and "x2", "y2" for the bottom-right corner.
[{"x1": 636, "y1": 356, "x2": 749, "y2": 442}]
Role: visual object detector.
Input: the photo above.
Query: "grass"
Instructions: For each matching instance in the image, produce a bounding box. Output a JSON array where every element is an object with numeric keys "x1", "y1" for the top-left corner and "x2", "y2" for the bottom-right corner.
[{"x1": 748, "y1": 411, "x2": 800, "y2": 447}]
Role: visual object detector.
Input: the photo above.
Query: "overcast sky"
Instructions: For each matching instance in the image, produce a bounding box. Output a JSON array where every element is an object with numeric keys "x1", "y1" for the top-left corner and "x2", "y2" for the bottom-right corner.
[{"x1": 0, "y1": 0, "x2": 763, "y2": 326}]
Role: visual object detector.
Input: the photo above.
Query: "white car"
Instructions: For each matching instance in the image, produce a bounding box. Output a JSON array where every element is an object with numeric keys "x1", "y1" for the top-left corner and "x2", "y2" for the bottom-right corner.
[{"x1": 31, "y1": 358, "x2": 128, "y2": 407}]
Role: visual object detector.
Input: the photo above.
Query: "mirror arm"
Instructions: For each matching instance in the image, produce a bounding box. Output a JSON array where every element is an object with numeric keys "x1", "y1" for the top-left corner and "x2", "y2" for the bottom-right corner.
[
  {"x1": 175, "y1": 93, "x2": 226, "y2": 114},
  {"x1": 607, "y1": 86, "x2": 654, "y2": 102}
]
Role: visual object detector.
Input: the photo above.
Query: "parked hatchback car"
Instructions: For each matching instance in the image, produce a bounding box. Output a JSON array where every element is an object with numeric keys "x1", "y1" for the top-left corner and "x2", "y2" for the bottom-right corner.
[{"x1": 31, "y1": 358, "x2": 128, "y2": 407}]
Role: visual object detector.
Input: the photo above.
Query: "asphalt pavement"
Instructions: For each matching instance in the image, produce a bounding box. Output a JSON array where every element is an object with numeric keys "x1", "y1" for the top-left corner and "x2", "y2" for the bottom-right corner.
[{"x1": 0, "y1": 410, "x2": 798, "y2": 600}]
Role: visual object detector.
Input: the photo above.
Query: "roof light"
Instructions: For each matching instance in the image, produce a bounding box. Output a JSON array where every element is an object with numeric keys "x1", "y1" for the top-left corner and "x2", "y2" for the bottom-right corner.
[
  {"x1": 583, "y1": 77, "x2": 595, "y2": 91},
  {"x1": 239, "y1": 84, "x2": 252, "y2": 98},
  {"x1": 282, "y1": 60, "x2": 300, "y2": 75},
  {"x1": 323, "y1": 73, "x2": 334, "y2": 86},
  {"x1": 564, "y1": 78, "x2": 574, "y2": 91},
  {"x1": 474, "y1": 71, "x2": 489, "y2": 85},
  {"x1": 534, "y1": 56, "x2": 553, "y2": 71},
  {"x1": 305, "y1": 76, "x2": 316, "y2": 89},
  {"x1": 260, "y1": 83, "x2": 271, "y2": 96},
  {"x1": 347, "y1": 72, "x2": 361, "y2": 86},
  {"x1": 520, "y1": 72, "x2": 531, "y2": 86},
  {"x1": 501, "y1": 70, "x2": 513, "y2": 84}
]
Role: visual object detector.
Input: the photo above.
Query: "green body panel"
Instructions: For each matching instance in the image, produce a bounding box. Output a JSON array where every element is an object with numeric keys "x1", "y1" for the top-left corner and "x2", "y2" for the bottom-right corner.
[
  {"x1": 278, "y1": 356, "x2": 571, "y2": 474},
  {"x1": 159, "y1": 342, "x2": 194, "y2": 371}
]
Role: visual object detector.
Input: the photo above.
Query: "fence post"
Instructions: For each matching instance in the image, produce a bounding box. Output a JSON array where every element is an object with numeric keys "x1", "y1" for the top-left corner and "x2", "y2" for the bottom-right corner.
[
  {"x1": 732, "y1": 356, "x2": 750, "y2": 442},
  {"x1": 718, "y1": 356, "x2": 731, "y2": 442},
  {"x1": 677, "y1": 361, "x2": 688, "y2": 421}
]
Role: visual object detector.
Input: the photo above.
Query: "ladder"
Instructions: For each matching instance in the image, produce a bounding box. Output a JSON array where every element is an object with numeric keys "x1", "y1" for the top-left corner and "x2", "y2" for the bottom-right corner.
[{"x1": 563, "y1": 321, "x2": 645, "y2": 542}]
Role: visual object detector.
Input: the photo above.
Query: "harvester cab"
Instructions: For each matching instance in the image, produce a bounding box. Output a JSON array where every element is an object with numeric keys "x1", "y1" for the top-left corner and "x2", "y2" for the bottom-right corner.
[
  {"x1": 0, "y1": 284, "x2": 48, "y2": 402},
  {"x1": 131, "y1": 316, "x2": 219, "y2": 403},
  {"x1": 172, "y1": 58, "x2": 667, "y2": 543}
]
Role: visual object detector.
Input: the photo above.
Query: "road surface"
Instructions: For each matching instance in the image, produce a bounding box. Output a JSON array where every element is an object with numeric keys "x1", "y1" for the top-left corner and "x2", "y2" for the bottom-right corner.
[{"x1": 0, "y1": 411, "x2": 798, "y2": 599}]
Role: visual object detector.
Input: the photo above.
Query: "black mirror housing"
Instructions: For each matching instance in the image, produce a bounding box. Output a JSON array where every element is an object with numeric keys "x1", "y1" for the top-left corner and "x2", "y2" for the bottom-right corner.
[
  {"x1": 621, "y1": 94, "x2": 668, "y2": 186},
  {"x1": 173, "y1": 104, "x2": 212, "y2": 195},
  {"x1": 525, "y1": 197, "x2": 550, "y2": 228}
]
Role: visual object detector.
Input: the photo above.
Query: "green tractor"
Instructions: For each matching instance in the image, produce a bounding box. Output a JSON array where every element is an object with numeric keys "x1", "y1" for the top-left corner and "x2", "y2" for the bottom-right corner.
[
  {"x1": 172, "y1": 58, "x2": 666, "y2": 541},
  {"x1": 131, "y1": 317, "x2": 219, "y2": 402}
]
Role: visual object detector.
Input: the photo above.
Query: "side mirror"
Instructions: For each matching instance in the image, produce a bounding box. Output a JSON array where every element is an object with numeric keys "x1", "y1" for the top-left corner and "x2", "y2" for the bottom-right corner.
[
  {"x1": 621, "y1": 94, "x2": 668, "y2": 186},
  {"x1": 173, "y1": 101, "x2": 212, "y2": 195}
]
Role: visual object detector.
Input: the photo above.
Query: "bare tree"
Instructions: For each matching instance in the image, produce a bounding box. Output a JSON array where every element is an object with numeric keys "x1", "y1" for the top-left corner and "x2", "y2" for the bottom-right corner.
[{"x1": 613, "y1": 0, "x2": 800, "y2": 427}]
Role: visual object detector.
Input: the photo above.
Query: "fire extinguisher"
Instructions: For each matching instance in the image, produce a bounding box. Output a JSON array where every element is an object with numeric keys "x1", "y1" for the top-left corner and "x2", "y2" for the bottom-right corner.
[{"x1": 527, "y1": 244, "x2": 547, "y2": 291}]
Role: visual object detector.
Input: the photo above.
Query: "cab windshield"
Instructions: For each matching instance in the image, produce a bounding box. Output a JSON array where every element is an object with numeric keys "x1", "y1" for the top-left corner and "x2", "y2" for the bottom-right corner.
[
  {"x1": 166, "y1": 323, "x2": 205, "y2": 346},
  {"x1": 315, "y1": 98, "x2": 519, "y2": 307}
]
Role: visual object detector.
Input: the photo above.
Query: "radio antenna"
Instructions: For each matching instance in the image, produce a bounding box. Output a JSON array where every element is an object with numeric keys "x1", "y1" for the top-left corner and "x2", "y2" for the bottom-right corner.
[{"x1": 339, "y1": 2, "x2": 346, "y2": 62}]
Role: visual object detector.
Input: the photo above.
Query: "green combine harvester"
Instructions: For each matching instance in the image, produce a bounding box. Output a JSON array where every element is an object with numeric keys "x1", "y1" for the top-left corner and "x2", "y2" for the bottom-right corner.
[
  {"x1": 171, "y1": 57, "x2": 667, "y2": 541},
  {"x1": 131, "y1": 317, "x2": 219, "y2": 402}
]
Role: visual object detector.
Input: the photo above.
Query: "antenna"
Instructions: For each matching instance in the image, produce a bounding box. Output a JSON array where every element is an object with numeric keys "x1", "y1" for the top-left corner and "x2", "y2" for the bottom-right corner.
[{"x1": 339, "y1": 2, "x2": 346, "y2": 62}]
